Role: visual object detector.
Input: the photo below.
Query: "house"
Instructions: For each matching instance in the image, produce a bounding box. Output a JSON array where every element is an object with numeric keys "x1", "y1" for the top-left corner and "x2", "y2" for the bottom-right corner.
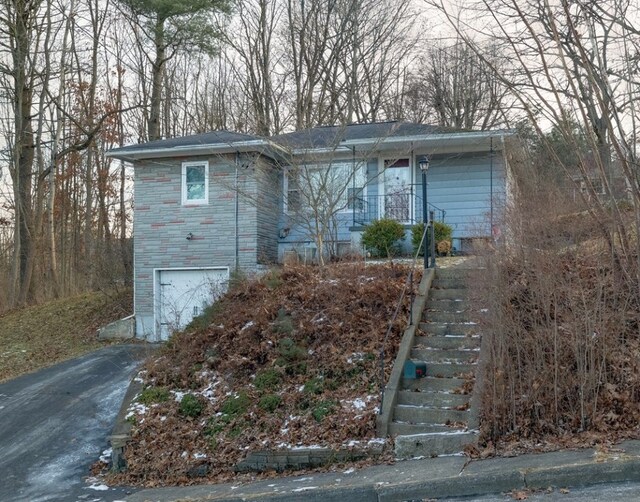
[{"x1": 107, "y1": 122, "x2": 514, "y2": 341}]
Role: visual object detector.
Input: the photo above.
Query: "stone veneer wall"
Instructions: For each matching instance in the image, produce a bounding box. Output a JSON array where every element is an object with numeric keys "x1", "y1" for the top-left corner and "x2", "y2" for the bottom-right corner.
[{"x1": 133, "y1": 153, "x2": 278, "y2": 339}]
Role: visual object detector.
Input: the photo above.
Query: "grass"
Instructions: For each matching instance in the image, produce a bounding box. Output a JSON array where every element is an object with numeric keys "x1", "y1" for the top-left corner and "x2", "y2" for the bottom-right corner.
[{"x1": 0, "y1": 288, "x2": 133, "y2": 382}]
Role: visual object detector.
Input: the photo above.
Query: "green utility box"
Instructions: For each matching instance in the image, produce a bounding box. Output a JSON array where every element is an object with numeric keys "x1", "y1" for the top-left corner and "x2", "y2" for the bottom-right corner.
[{"x1": 404, "y1": 360, "x2": 427, "y2": 379}]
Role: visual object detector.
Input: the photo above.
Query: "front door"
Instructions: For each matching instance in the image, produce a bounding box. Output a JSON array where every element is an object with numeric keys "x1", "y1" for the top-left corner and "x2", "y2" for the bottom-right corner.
[
  {"x1": 383, "y1": 158, "x2": 412, "y2": 223},
  {"x1": 157, "y1": 268, "x2": 229, "y2": 340}
]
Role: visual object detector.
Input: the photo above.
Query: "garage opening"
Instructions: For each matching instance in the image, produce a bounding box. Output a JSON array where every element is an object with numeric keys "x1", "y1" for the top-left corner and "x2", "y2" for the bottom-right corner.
[{"x1": 155, "y1": 267, "x2": 229, "y2": 340}]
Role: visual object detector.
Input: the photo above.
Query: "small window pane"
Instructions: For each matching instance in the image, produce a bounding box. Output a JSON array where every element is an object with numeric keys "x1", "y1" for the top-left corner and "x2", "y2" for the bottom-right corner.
[
  {"x1": 187, "y1": 166, "x2": 205, "y2": 183},
  {"x1": 187, "y1": 183, "x2": 205, "y2": 200}
]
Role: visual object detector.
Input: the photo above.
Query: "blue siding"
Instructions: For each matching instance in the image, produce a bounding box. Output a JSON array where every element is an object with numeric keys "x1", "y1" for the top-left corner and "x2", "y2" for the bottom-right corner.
[
  {"x1": 424, "y1": 153, "x2": 506, "y2": 238},
  {"x1": 276, "y1": 150, "x2": 508, "y2": 259}
]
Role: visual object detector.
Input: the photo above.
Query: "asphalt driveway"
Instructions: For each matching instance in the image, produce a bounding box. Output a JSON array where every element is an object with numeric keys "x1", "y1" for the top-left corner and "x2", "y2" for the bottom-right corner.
[{"x1": 0, "y1": 344, "x2": 151, "y2": 502}]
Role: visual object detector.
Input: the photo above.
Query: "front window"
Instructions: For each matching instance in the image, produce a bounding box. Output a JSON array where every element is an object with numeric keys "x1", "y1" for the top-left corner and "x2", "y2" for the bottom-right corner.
[
  {"x1": 182, "y1": 161, "x2": 209, "y2": 205},
  {"x1": 285, "y1": 162, "x2": 366, "y2": 214}
]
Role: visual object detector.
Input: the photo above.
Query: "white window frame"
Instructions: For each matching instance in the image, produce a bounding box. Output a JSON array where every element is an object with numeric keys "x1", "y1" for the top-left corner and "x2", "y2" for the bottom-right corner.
[
  {"x1": 182, "y1": 161, "x2": 209, "y2": 206},
  {"x1": 284, "y1": 162, "x2": 366, "y2": 215}
]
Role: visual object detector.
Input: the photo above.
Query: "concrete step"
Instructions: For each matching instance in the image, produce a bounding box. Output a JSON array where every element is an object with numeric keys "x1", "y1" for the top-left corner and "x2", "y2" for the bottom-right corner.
[
  {"x1": 429, "y1": 288, "x2": 467, "y2": 300},
  {"x1": 414, "y1": 335, "x2": 481, "y2": 350},
  {"x1": 434, "y1": 268, "x2": 471, "y2": 278},
  {"x1": 393, "y1": 405, "x2": 470, "y2": 424},
  {"x1": 426, "y1": 299, "x2": 470, "y2": 311},
  {"x1": 419, "y1": 322, "x2": 479, "y2": 336},
  {"x1": 401, "y1": 376, "x2": 467, "y2": 393},
  {"x1": 421, "y1": 361, "x2": 476, "y2": 378},
  {"x1": 395, "y1": 431, "x2": 479, "y2": 459},
  {"x1": 432, "y1": 277, "x2": 467, "y2": 289},
  {"x1": 397, "y1": 390, "x2": 470, "y2": 409},
  {"x1": 388, "y1": 422, "x2": 459, "y2": 436},
  {"x1": 410, "y1": 348, "x2": 479, "y2": 364},
  {"x1": 424, "y1": 310, "x2": 473, "y2": 323}
]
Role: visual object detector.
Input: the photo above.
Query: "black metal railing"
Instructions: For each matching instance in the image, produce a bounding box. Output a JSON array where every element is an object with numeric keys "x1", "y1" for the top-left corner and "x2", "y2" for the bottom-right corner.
[{"x1": 353, "y1": 190, "x2": 445, "y2": 226}]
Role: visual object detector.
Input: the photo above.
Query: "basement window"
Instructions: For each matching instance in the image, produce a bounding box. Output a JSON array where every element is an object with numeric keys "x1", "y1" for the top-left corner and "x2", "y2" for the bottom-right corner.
[{"x1": 182, "y1": 161, "x2": 209, "y2": 205}]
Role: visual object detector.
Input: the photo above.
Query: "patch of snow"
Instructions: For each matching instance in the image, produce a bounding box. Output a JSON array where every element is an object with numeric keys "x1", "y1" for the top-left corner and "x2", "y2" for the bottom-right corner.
[
  {"x1": 125, "y1": 402, "x2": 148, "y2": 420},
  {"x1": 181, "y1": 451, "x2": 188, "y2": 458},
  {"x1": 99, "y1": 448, "x2": 112, "y2": 463},
  {"x1": 343, "y1": 467, "x2": 356, "y2": 474},
  {"x1": 480, "y1": 308, "x2": 489, "y2": 313},
  {"x1": 350, "y1": 398, "x2": 367, "y2": 410},
  {"x1": 160, "y1": 416, "x2": 167, "y2": 422},
  {"x1": 291, "y1": 486, "x2": 318, "y2": 492},
  {"x1": 172, "y1": 390, "x2": 186, "y2": 402},
  {"x1": 240, "y1": 321, "x2": 255, "y2": 332},
  {"x1": 368, "y1": 437, "x2": 386, "y2": 445},
  {"x1": 294, "y1": 477, "x2": 315, "y2": 482},
  {"x1": 194, "y1": 453, "x2": 207, "y2": 459},
  {"x1": 85, "y1": 478, "x2": 110, "y2": 491}
]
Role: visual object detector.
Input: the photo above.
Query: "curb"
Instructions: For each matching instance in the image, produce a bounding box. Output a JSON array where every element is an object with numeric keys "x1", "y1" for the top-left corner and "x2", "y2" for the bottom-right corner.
[
  {"x1": 125, "y1": 440, "x2": 640, "y2": 502},
  {"x1": 110, "y1": 373, "x2": 143, "y2": 471}
]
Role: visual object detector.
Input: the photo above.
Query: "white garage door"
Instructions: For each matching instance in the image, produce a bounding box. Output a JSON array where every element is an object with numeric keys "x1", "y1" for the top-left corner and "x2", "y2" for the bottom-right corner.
[{"x1": 156, "y1": 268, "x2": 229, "y2": 340}]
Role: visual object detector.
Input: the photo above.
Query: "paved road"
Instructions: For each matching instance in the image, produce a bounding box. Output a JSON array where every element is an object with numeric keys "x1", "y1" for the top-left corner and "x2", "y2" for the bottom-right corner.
[
  {"x1": 0, "y1": 344, "x2": 151, "y2": 502},
  {"x1": 445, "y1": 481, "x2": 640, "y2": 501}
]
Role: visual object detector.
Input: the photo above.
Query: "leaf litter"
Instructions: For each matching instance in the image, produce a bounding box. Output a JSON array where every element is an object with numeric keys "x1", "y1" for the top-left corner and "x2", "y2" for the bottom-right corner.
[{"x1": 107, "y1": 262, "x2": 417, "y2": 487}]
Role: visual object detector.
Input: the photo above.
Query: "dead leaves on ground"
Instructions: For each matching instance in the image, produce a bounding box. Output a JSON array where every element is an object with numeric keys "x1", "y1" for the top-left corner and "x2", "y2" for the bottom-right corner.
[{"x1": 111, "y1": 262, "x2": 414, "y2": 486}]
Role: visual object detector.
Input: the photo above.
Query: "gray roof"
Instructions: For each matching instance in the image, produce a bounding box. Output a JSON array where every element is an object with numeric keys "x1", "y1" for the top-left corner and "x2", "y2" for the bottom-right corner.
[
  {"x1": 108, "y1": 130, "x2": 265, "y2": 156},
  {"x1": 272, "y1": 122, "x2": 453, "y2": 150},
  {"x1": 106, "y1": 121, "x2": 503, "y2": 161}
]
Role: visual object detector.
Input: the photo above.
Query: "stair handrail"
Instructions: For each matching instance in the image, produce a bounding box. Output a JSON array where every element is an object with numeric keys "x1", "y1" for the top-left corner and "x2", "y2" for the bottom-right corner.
[{"x1": 378, "y1": 220, "x2": 433, "y2": 410}]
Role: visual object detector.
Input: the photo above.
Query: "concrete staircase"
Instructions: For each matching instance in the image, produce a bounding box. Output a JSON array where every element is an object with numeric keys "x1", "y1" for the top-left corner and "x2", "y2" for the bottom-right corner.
[{"x1": 392, "y1": 267, "x2": 481, "y2": 459}]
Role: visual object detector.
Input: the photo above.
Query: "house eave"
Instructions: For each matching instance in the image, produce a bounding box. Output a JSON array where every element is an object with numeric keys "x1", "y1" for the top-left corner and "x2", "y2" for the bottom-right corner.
[
  {"x1": 105, "y1": 139, "x2": 271, "y2": 162},
  {"x1": 340, "y1": 131, "x2": 514, "y2": 153}
]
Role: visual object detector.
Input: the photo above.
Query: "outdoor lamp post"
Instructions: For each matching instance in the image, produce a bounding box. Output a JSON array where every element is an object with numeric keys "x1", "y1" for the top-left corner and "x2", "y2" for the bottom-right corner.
[{"x1": 418, "y1": 155, "x2": 430, "y2": 269}]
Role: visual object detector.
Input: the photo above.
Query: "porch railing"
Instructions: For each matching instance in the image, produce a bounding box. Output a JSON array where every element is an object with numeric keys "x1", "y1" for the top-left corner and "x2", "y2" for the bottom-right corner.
[{"x1": 353, "y1": 191, "x2": 445, "y2": 226}]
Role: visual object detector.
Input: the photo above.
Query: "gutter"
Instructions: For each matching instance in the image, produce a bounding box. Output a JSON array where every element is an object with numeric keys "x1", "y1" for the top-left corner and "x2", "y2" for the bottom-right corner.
[
  {"x1": 105, "y1": 139, "x2": 271, "y2": 161},
  {"x1": 340, "y1": 130, "x2": 513, "y2": 149}
]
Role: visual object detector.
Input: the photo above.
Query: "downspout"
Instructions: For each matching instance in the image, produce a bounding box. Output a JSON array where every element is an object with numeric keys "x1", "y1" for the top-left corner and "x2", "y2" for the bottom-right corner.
[
  {"x1": 235, "y1": 152, "x2": 239, "y2": 272},
  {"x1": 490, "y1": 137, "x2": 494, "y2": 232},
  {"x1": 411, "y1": 142, "x2": 414, "y2": 223},
  {"x1": 352, "y1": 146, "x2": 356, "y2": 227}
]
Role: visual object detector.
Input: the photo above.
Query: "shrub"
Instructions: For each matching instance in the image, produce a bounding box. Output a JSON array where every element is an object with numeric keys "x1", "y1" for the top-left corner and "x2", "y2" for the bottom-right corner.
[
  {"x1": 273, "y1": 308, "x2": 294, "y2": 336},
  {"x1": 263, "y1": 269, "x2": 283, "y2": 290},
  {"x1": 254, "y1": 368, "x2": 282, "y2": 391},
  {"x1": 258, "y1": 394, "x2": 282, "y2": 413},
  {"x1": 303, "y1": 377, "x2": 324, "y2": 395},
  {"x1": 220, "y1": 391, "x2": 251, "y2": 417},
  {"x1": 204, "y1": 391, "x2": 251, "y2": 446},
  {"x1": 361, "y1": 218, "x2": 405, "y2": 257},
  {"x1": 411, "y1": 221, "x2": 453, "y2": 256},
  {"x1": 138, "y1": 386, "x2": 170, "y2": 405},
  {"x1": 311, "y1": 400, "x2": 335, "y2": 422},
  {"x1": 179, "y1": 393, "x2": 204, "y2": 417},
  {"x1": 277, "y1": 337, "x2": 306, "y2": 360}
]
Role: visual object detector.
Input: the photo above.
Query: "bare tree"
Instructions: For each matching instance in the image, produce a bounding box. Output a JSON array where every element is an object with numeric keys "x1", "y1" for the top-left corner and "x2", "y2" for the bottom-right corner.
[
  {"x1": 402, "y1": 40, "x2": 511, "y2": 129},
  {"x1": 428, "y1": 0, "x2": 640, "y2": 282}
]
